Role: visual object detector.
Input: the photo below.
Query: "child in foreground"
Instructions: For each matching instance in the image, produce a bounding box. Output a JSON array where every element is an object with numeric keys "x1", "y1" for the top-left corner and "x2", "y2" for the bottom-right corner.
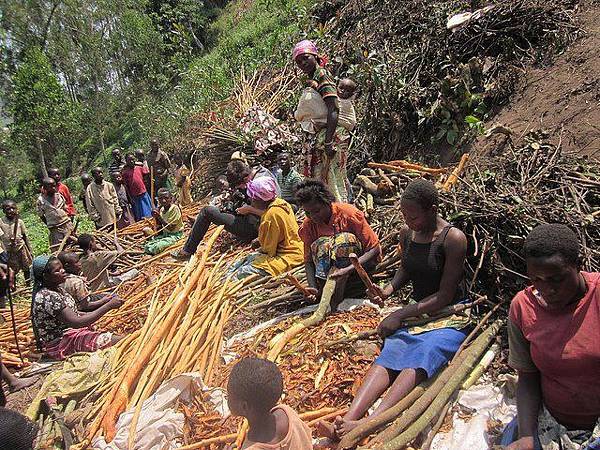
[
  {"x1": 144, "y1": 188, "x2": 184, "y2": 255},
  {"x1": 227, "y1": 357, "x2": 313, "y2": 449}
]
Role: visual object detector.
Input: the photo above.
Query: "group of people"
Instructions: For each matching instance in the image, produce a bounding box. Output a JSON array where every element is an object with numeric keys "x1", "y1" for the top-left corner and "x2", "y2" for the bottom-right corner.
[{"x1": 0, "y1": 39, "x2": 597, "y2": 450}]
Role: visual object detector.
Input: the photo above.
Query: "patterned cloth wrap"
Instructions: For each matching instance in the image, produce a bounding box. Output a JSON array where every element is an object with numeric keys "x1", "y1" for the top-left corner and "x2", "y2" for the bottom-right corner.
[
  {"x1": 311, "y1": 232, "x2": 362, "y2": 279},
  {"x1": 538, "y1": 406, "x2": 600, "y2": 450}
]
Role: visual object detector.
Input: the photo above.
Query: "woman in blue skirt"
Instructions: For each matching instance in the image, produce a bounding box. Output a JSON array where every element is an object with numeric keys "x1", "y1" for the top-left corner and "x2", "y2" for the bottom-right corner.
[{"x1": 330, "y1": 178, "x2": 470, "y2": 438}]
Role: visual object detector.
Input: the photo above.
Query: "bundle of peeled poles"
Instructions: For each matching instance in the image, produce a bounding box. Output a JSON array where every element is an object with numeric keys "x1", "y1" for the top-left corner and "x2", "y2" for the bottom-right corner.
[{"x1": 0, "y1": 202, "x2": 205, "y2": 368}]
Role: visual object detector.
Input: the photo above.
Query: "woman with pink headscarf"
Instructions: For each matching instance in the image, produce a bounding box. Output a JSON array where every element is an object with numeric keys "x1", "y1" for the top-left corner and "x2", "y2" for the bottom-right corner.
[
  {"x1": 228, "y1": 177, "x2": 304, "y2": 279},
  {"x1": 293, "y1": 40, "x2": 349, "y2": 202}
]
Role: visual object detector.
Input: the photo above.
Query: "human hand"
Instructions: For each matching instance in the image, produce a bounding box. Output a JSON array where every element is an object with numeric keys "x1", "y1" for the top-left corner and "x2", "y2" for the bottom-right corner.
[
  {"x1": 504, "y1": 437, "x2": 535, "y2": 450},
  {"x1": 251, "y1": 238, "x2": 261, "y2": 250},
  {"x1": 367, "y1": 284, "x2": 387, "y2": 306},
  {"x1": 377, "y1": 310, "x2": 406, "y2": 338},
  {"x1": 107, "y1": 297, "x2": 124, "y2": 310},
  {"x1": 329, "y1": 266, "x2": 352, "y2": 279},
  {"x1": 304, "y1": 287, "x2": 319, "y2": 302},
  {"x1": 305, "y1": 79, "x2": 318, "y2": 89},
  {"x1": 151, "y1": 209, "x2": 160, "y2": 218},
  {"x1": 324, "y1": 142, "x2": 335, "y2": 158},
  {"x1": 236, "y1": 205, "x2": 252, "y2": 216}
]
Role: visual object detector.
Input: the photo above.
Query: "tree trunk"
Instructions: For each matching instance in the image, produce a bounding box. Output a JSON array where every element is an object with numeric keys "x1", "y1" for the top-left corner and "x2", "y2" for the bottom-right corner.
[{"x1": 37, "y1": 137, "x2": 48, "y2": 179}]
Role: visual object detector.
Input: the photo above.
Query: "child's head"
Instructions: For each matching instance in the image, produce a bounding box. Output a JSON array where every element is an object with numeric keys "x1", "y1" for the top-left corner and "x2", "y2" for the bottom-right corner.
[
  {"x1": 47, "y1": 167, "x2": 62, "y2": 183},
  {"x1": 0, "y1": 407, "x2": 39, "y2": 450},
  {"x1": 157, "y1": 188, "x2": 173, "y2": 208},
  {"x1": 57, "y1": 251, "x2": 82, "y2": 276},
  {"x1": 91, "y1": 167, "x2": 104, "y2": 184},
  {"x1": 227, "y1": 357, "x2": 283, "y2": 417},
  {"x1": 134, "y1": 148, "x2": 145, "y2": 161},
  {"x1": 1, "y1": 200, "x2": 17, "y2": 219},
  {"x1": 112, "y1": 148, "x2": 122, "y2": 161},
  {"x1": 149, "y1": 138, "x2": 159, "y2": 153},
  {"x1": 125, "y1": 153, "x2": 136, "y2": 168},
  {"x1": 42, "y1": 177, "x2": 57, "y2": 195},
  {"x1": 337, "y1": 78, "x2": 357, "y2": 100},
  {"x1": 77, "y1": 233, "x2": 97, "y2": 252},
  {"x1": 111, "y1": 171, "x2": 123, "y2": 184},
  {"x1": 81, "y1": 173, "x2": 92, "y2": 187}
]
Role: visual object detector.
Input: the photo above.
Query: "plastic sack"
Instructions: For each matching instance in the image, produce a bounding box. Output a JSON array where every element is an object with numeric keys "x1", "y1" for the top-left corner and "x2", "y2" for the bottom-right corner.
[{"x1": 294, "y1": 87, "x2": 328, "y2": 133}]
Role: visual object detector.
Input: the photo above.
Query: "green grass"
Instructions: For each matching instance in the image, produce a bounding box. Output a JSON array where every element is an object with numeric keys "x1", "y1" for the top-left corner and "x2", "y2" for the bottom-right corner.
[{"x1": 130, "y1": 0, "x2": 318, "y2": 143}]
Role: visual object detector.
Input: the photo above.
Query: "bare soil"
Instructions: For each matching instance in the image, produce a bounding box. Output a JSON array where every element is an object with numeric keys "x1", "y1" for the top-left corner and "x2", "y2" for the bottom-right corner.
[{"x1": 477, "y1": 2, "x2": 600, "y2": 158}]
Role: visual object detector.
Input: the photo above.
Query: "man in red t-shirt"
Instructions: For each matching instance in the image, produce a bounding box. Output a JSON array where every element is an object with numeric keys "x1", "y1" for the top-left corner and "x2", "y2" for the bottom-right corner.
[
  {"x1": 121, "y1": 153, "x2": 152, "y2": 221},
  {"x1": 48, "y1": 168, "x2": 76, "y2": 218},
  {"x1": 507, "y1": 224, "x2": 600, "y2": 450}
]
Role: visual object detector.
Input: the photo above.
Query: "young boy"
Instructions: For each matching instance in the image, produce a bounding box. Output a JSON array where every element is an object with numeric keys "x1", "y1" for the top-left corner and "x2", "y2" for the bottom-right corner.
[
  {"x1": 77, "y1": 234, "x2": 138, "y2": 291},
  {"x1": 227, "y1": 357, "x2": 313, "y2": 449},
  {"x1": 110, "y1": 171, "x2": 134, "y2": 229},
  {"x1": 121, "y1": 153, "x2": 152, "y2": 221},
  {"x1": 57, "y1": 252, "x2": 115, "y2": 312},
  {"x1": 85, "y1": 167, "x2": 122, "y2": 229},
  {"x1": 48, "y1": 167, "x2": 77, "y2": 218},
  {"x1": 275, "y1": 153, "x2": 303, "y2": 205},
  {"x1": 144, "y1": 188, "x2": 184, "y2": 255},
  {"x1": 0, "y1": 200, "x2": 33, "y2": 281},
  {"x1": 36, "y1": 177, "x2": 75, "y2": 252}
]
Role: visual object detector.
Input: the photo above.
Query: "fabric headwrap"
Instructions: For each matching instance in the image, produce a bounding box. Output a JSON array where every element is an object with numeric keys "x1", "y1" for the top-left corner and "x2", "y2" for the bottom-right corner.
[{"x1": 246, "y1": 177, "x2": 278, "y2": 202}]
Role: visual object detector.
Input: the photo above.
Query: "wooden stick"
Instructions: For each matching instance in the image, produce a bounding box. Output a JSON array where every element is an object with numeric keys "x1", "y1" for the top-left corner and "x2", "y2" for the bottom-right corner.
[
  {"x1": 285, "y1": 274, "x2": 312, "y2": 297},
  {"x1": 349, "y1": 253, "x2": 383, "y2": 306}
]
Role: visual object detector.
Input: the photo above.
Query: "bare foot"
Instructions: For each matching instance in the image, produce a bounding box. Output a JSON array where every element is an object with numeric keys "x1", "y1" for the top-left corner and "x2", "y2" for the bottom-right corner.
[
  {"x1": 316, "y1": 420, "x2": 338, "y2": 440},
  {"x1": 9, "y1": 376, "x2": 37, "y2": 393},
  {"x1": 334, "y1": 415, "x2": 362, "y2": 437}
]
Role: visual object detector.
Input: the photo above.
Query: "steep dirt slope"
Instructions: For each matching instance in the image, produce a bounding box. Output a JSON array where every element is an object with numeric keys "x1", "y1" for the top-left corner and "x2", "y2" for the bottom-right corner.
[{"x1": 481, "y1": 2, "x2": 599, "y2": 157}]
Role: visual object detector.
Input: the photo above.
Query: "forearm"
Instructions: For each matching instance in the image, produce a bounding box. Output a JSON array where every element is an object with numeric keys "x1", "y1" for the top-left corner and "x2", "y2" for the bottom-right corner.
[
  {"x1": 516, "y1": 371, "x2": 542, "y2": 439},
  {"x1": 62, "y1": 303, "x2": 114, "y2": 328},
  {"x1": 305, "y1": 262, "x2": 318, "y2": 289},
  {"x1": 79, "y1": 296, "x2": 110, "y2": 312},
  {"x1": 325, "y1": 109, "x2": 339, "y2": 144}
]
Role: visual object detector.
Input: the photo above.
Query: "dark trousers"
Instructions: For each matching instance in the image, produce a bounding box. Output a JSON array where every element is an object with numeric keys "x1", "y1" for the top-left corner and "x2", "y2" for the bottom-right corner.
[{"x1": 183, "y1": 206, "x2": 259, "y2": 254}]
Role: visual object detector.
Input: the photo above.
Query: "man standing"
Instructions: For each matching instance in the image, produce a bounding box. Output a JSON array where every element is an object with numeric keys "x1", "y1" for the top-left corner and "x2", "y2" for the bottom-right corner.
[
  {"x1": 48, "y1": 168, "x2": 76, "y2": 219},
  {"x1": 121, "y1": 153, "x2": 152, "y2": 221},
  {"x1": 147, "y1": 139, "x2": 172, "y2": 194},
  {"x1": 86, "y1": 167, "x2": 122, "y2": 229}
]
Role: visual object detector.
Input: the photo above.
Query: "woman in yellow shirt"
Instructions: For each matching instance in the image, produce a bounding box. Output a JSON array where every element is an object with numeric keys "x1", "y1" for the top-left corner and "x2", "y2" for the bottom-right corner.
[{"x1": 229, "y1": 177, "x2": 303, "y2": 279}]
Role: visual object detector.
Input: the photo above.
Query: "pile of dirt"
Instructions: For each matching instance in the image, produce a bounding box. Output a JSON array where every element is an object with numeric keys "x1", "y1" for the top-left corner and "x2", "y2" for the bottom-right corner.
[{"x1": 474, "y1": 0, "x2": 600, "y2": 158}]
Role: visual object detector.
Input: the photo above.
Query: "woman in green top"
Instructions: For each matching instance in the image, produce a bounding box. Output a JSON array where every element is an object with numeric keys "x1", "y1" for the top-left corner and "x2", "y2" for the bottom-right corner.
[{"x1": 293, "y1": 39, "x2": 349, "y2": 202}]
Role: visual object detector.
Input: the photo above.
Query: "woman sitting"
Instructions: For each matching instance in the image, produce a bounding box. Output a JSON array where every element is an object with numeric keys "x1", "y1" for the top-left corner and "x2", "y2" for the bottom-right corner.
[
  {"x1": 295, "y1": 179, "x2": 381, "y2": 311},
  {"x1": 505, "y1": 224, "x2": 600, "y2": 450},
  {"x1": 229, "y1": 178, "x2": 303, "y2": 280},
  {"x1": 326, "y1": 178, "x2": 469, "y2": 438},
  {"x1": 31, "y1": 255, "x2": 123, "y2": 360}
]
